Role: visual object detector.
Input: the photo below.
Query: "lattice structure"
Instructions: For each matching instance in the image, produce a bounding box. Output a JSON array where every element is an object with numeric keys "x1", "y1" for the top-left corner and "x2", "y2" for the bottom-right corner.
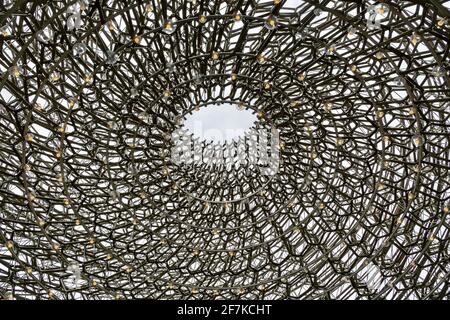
[{"x1": 0, "y1": 0, "x2": 449, "y2": 300}]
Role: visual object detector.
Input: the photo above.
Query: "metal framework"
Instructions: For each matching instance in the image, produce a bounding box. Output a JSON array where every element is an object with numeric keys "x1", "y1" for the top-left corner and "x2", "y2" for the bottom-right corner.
[{"x1": 0, "y1": 0, "x2": 449, "y2": 300}]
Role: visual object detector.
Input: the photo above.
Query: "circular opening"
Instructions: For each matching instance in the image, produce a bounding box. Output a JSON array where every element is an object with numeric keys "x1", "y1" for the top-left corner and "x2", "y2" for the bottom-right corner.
[{"x1": 182, "y1": 103, "x2": 258, "y2": 143}]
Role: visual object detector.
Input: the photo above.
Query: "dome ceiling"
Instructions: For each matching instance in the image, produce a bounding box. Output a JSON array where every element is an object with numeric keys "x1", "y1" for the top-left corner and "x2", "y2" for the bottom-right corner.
[{"x1": 0, "y1": 0, "x2": 449, "y2": 300}]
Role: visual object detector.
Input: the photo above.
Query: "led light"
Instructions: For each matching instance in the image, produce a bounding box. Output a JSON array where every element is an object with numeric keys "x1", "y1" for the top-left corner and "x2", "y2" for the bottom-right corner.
[
  {"x1": 264, "y1": 15, "x2": 278, "y2": 30},
  {"x1": 437, "y1": 17, "x2": 447, "y2": 27},
  {"x1": 211, "y1": 51, "x2": 220, "y2": 60},
  {"x1": 336, "y1": 138, "x2": 345, "y2": 146},
  {"x1": 84, "y1": 74, "x2": 93, "y2": 85},
  {"x1": 327, "y1": 45, "x2": 336, "y2": 54},
  {"x1": 10, "y1": 65, "x2": 22, "y2": 78},
  {"x1": 107, "y1": 20, "x2": 116, "y2": 32},
  {"x1": 162, "y1": 18, "x2": 177, "y2": 35},
  {"x1": 145, "y1": 3, "x2": 153, "y2": 13},
  {"x1": 49, "y1": 71, "x2": 60, "y2": 82},
  {"x1": 257, "y1": 54, "x2": 266, "y2": 64},
  {"x1": 375, "y1": 51, "x2": 384, "y2": 59},
  {"x1": 347, "y1": 26, "x2": 357, "y2": 39},
  {"x1": 199, "y1": 15, "x2": 207, "y2": 24},
  {"x1": 412, "y1": 133, "x2": 423, "y2": 147},
  {"x1": 25, "y1": 133, "x2": 33, "y2": 142},
  {"x1": 133, "y1": 35, "x2": 142, "y2": 44},
  {"x1": 411, "y1": 32, "x2": 420, "y2": 45}
]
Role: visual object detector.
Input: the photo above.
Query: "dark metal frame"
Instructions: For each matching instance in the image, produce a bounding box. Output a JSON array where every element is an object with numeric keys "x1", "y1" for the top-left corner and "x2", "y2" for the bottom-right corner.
[{"x1": 0, "y1": 0, "x2": 449, "y2": 300}]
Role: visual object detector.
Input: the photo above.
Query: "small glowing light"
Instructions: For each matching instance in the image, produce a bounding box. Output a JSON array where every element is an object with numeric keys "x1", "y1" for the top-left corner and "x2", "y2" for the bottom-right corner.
[
  {"x1": 234, "y1": 13, "x2": 242, "y2": 21},
  {"x1": 162, "y1": 18, "x2": 177, "y2": 35},
  {"x1": 10, "y1": 65, "x2": 21, "y2": 78},
  {"x1": 68, "y1": 97, "x2": 77, "y2": 107},
  {"x1": 6, "y1": 241, "x2": 14, "y2": 249},
  {"x1": 107, "y1": 20, "x2": 116, "y2": 32},
  {"x1": 410, "y1": 32, "x2": 420, "y2": 45},
  {"x1": 327, "y1": 45, "x2": 336, "y2": 54},
  {"x1": 199, "y1": 15, "x2": 207, "y2": 24},
  {"x1": 25, "y1": 133, "x2": 33, "y2": 142},
  {"x1": 376, "y1": 4, "x2": 387, "y2": 15},
  {"x1": 211, "y1": 51, "x2": 220, "y2": 60},
  {"x1": 437, "y1": 17, "x2": 447, "y2": 27},
  {"x1": 375, "y1": 51, "x2": 384, "y2": 60},
  {"x1": 257, "y1": 54, "x2": 266, "y2": 64},
  {"x1": 263, "y1": 80, "x2": 271, "y2": 90},
  {"x1": 264, "y1": 15, "x2": 278, "y2": 30},
  {"x1": 376, "y1": 182, "x2": 385, "y2": 191},
  {"x1": 84, "y1": 74, "x2": 93, "y2": 85},
  {"x1": 0, "y1": 25, "x2": 10, "y2": 37},
  {"x1": 350, "y1": 65, "x2": 358, "y2": 73},
  {"x1": 297, "y1": 73, "x2": 306, "y2": 81},
  {"x1": 26, "y1": 267, "x2": 33, "y2": 274},
  {"x1": 376, "y1": 110, "x2": 384, "y2": 118},
  {"x1": 49, "y1": 71, "x2": 60, "y2": 82},
  {"x1": 230, "y1": 73, "x2": 237, "y2": 81},
  {"x1": 145, "y1": 4, "x2": 153, "y2": 13},
  {"x1": 163, "y1": 90, "x2": 172, "y2": 98},
  {"x1": 412, "y1": 133, "x2": 423, "y2": 147},
  {"x1": 228, "y1": 250, "x2": 236, "y2": 257},
  {"x1": 347, "y1": 26, "x2": 357, "y2": 39},
  {"x1": 63, "y1": 198, "x2": 71, "y2": 206},
  {"x1": 133, "y1": 35, "x2": 142, "y2": 44}
]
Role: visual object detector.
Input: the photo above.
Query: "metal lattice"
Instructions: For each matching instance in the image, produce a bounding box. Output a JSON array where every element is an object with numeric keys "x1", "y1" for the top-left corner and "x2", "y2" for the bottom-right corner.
[{"x1": 0, "y1": 0, "x2": 450, "y2": 300}]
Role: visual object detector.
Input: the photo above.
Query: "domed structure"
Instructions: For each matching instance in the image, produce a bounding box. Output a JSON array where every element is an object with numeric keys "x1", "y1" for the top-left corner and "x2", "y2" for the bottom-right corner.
[{"x1": 0, "y1": 0, "x2": 449, "y2": 300}]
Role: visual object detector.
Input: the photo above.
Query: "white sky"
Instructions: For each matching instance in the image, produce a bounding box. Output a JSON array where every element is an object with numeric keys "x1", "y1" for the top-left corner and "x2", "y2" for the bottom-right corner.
[{"x1": 182, "y1": 103, "x2": 257, "y2": 143}]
